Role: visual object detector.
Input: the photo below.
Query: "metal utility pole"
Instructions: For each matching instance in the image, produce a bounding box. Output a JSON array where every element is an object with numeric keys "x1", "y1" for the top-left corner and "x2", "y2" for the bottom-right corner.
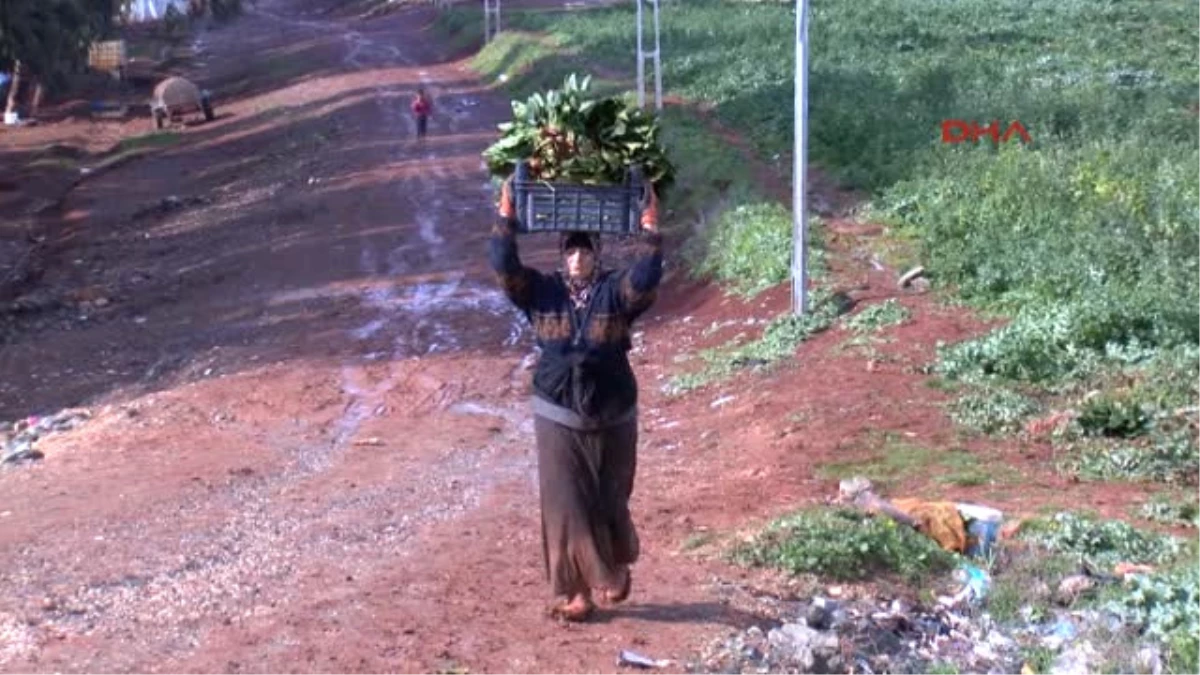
[
  {"x1": 791, "y1": 0, "x2": 810, "y2": 316},
  {"x1": 635, "y1": 0, "x2": 663, "y2": 111},
  {"x1": 483, "y1": 0, "x2": 501, "y2": 43}
]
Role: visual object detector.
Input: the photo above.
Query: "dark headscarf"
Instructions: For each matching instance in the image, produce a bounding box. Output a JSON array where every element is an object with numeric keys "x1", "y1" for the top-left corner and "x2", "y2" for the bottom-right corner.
[{"x1": 561, "y1": 232, "x2": 601, "y2": 310}]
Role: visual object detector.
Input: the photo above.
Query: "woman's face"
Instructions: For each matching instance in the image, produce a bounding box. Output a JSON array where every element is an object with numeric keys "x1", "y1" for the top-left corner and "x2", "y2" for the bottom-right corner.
[{"x1": 565, "y1": 247, "x2": 596, "y2": 281}]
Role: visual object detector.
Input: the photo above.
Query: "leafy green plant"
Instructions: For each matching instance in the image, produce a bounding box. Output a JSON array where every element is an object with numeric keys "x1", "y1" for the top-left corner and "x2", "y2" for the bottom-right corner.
[
  {"x1": 949, "y1": 386, "x2": 1042, "y2": 435},
  {"x1": 844, "y1": 298, "x2": 912, "y2": 334},
  {"x1": 1077, "y1": 394, "x2": 1152, "y2": 438},
  {"x1": 1103, "y1": 565, "x2": 1200, "y2": 674},
  {"x1": 732, "y1": 506, "x2": 956, "y2": 584},
  {"x1": 1139, "y1": 498, "x2": 1200, "y2": 527},
  {"x1": 665, "y1": 287, "x2": 844, "y2": 394},
  {"x1": 1019, "y1": 512, "x2": 1186, "y2": 567},
  {"x1": 1068, "y1": 427, "x2": 1199, "y2": 485},
  {"x1": 691, "y1": 202, "x2": 812, "y2": 297},
  {"x1": 482, "y1": 73, "x2": 676, "y2": 193}
]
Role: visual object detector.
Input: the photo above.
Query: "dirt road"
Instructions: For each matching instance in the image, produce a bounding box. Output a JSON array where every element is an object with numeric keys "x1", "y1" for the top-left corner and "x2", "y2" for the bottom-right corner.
[{"x1": 0, "y1": 2, "x2": 778, "y2": 672}]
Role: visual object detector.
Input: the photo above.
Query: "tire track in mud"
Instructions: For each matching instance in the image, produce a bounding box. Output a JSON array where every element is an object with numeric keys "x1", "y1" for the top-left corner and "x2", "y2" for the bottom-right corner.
[{"x1": 0, "y1": 6, "x2": 538, "y2": 671}]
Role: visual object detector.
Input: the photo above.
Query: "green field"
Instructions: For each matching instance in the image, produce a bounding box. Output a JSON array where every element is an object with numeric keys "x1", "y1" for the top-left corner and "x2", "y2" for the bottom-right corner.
[{"x1": 445, "y1": 0, "x2": 1198, "y2": 453}]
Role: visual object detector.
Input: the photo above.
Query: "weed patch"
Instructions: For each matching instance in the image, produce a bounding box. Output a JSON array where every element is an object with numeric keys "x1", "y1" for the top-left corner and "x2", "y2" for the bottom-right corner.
[
  {"x1": 843, "y1": 298, "x2": 911, "y2": 334},
  {"x1": 1104, "y1": 565, "x2": 1200, "y2": 674},
  {"x1": 1064, "y1": 427, "x2": 1198, "y2": 485},
  {"x1": 1138, "y1": 498, "x2": 1200, "y2": 528},
  {"x1": 986, "y1": 547, "x2": 1074, "y2": 624},
  {"x1": 731, "y1": 506, "x2": 956, "y2": 584},
  {"x1": 113, "y1": 131, "x2": 180, "y2": 155},
  {"x1": 948, "y1": 386, "x2": 1042, "y2": 435},
  {"x1": 817, "y1": 437, "x2": 1017, "y2": 489},
  {"x1": 692, "y1": 204, "x2": 819, "y2": 298},
  {"x1": 1018, "y1": 511, "x2": 1187, "y2": 568},
  {"x1": 665, "y1": 287, "x2": 843, "y2": 395}
]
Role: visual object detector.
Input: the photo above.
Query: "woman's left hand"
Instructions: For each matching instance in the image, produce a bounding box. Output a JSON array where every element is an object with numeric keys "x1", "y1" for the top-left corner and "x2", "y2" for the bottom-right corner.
[{"x1": 640, "y1": 187, "x2": 659, "y2": 233}]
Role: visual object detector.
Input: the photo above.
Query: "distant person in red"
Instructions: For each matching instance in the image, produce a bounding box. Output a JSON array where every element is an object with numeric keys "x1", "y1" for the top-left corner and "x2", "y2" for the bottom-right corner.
[{"x1": 411, "y1": 87, "x2": 432, "y2": 140}]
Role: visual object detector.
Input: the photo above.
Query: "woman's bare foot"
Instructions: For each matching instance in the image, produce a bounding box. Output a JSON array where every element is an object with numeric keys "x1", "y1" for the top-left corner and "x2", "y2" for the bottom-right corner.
[
  {"x1": 601, "y1": 567, "x2": 632, "y2": 605},
  {"x1": 549, "y1": 592, "x2": 595, "y2": 622}
]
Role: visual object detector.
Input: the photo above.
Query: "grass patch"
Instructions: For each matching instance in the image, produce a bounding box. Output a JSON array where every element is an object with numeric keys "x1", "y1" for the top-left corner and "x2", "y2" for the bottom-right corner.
[
  {"x1": 693, "y1": 203, "x2": 802, "y2": 297},
  {"x1": 113, "y1": 131, "x2": 181, "y2": 155},
  {"x1": 664, "y1": 286, "x2": 845, "y2": 395},
  {"x1": 1063, "y1": 426, "x2": 1198, "y2": 485},
  {"x1": 691, "y1": 207, "x2": 829, "y2": 298},
  {"x1": 843, "y1": 298, "x2": 911, "y2": 334},
  {"x1": 682, "y1": 531, "x2": 716, "y2": 551},
  {"x1": 816, "y1": 437, "x2": 937, "y2": 484},
  {"x1": 816, "y1": 435, "x2": 1019, "y2": 489},
  {"x1": 1053, "y1": 346, "x2": 1200, "y2": 485},
  {"x1": 731, "y1": 506, "x2": 957, "y2": 584},
  {"x1": 1138, "y1": 497, "x2": 1200, "y2": 528},
  {"x1": 945, "y1": 338, "x2": 1199, "y2": 483},
  {"x1": 27, "y1": 156, "x2": 80, "y2": 171}
]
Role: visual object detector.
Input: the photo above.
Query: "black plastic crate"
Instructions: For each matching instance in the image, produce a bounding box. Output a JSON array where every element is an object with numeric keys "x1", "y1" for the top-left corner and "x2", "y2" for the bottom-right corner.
[{"x1": 510, "y1": 160, "x2": 650, "y2": 234}]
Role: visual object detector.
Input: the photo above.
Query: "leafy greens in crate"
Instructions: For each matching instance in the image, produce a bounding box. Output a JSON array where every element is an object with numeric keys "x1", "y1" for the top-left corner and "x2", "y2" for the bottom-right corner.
[{"x1": 483, "y1": 74, "x2": 676, "y2": 196}]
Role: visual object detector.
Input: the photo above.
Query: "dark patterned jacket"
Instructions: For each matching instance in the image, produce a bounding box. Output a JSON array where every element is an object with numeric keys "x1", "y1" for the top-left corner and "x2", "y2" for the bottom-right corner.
[{"x1": 488, "y1": 217, "x2": 664, "y2": 427}]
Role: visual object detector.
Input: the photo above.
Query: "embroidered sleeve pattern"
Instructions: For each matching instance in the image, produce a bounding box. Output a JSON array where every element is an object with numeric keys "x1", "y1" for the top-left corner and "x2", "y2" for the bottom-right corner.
[
  {"x1": 488, "y1": 216, "x2": 540, "y2": 312},
  {"x1": 618, "y1": 231, "x2": 663, "y2": 318}
]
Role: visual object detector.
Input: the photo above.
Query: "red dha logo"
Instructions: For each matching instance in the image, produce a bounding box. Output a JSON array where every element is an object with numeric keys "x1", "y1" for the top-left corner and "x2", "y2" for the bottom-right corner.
[{"x1": 942, "y1": 120, "x2": 1032, "y2": 145}]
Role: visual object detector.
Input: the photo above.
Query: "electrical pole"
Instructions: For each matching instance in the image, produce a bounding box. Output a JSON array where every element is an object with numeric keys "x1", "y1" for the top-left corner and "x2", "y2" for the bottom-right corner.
[
  {"x1": 636, "y1": 0, "x2": 663, "y2": 111},
  {"x1": 791, "y1": 0, "x2": 810, "y2": 315},
  {"x1": 484, "y1": 0, "x2": 501, "y2": 43}
]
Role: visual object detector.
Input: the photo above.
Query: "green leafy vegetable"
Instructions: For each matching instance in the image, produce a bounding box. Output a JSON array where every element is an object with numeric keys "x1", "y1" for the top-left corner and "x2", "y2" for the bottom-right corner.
[{"x1": 482, "y1": 73, "x2": 676, "y2": 194}]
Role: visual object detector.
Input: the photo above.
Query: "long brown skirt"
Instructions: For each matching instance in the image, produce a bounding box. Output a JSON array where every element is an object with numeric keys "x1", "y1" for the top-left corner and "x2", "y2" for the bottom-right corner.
[{"x1": 534, "y1": 413, "x2": 640, "y2": 599}]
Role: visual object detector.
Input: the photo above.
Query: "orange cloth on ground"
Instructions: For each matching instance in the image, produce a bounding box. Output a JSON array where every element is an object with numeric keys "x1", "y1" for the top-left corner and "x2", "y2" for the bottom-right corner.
[{"x1": 891, "y1": 498, "x2": 968, "y2": 553}]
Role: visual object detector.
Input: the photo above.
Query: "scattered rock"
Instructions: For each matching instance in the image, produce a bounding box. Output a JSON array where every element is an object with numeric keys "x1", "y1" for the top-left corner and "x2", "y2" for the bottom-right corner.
[
  {"x1": 898, "y1": 265, "x2": 926, "y2": 287},
  {"x1": 617, "y1": 649, "x2": 671, "y2": 669},
  {"x1": 1134, "y1": 645, "x2": 1163, "y2": 675},
  {"x1": 1, "y1": 444, "x2": 44, "y2": 464},
  {"x1": 132, "y1": 194, "x2": 211, "y2": 220},
  {"x1": 1050, "y1": 640, "x2": 1096, "y2": 675},
  {"x1": 2, "y1": 408, "x2": 92, "y2": 465},
  {"x1": 6, "y1": 288, "x2": 59, "y2": 315},
  {"x1": 805, "y1": 599, "x2": 835, "y2": 630},
  {"x1": 710, "y1": 395, "x2": 736, "y2": 409},
  {"x1": 1055, "y1": 575, "x2": 1097, "y2": 606},
  {"x1": 768, "y1": 622, "x2": 842, "y2": 673}
]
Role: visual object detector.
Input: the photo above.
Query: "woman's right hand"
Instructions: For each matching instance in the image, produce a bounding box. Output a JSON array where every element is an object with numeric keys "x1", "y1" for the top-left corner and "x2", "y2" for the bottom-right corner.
[
  {"x1": 640, "y1": 186, "x2": 659, "y2": 233},
  {"x1": 498, "y1": 177, "x2": 516, "y2": 220}
]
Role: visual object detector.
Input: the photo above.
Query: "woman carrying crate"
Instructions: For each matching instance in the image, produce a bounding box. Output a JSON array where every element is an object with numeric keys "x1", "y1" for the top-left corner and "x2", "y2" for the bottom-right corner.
[{"x1": 489, "y1": 179, "x2": 663, "y2": 622}]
